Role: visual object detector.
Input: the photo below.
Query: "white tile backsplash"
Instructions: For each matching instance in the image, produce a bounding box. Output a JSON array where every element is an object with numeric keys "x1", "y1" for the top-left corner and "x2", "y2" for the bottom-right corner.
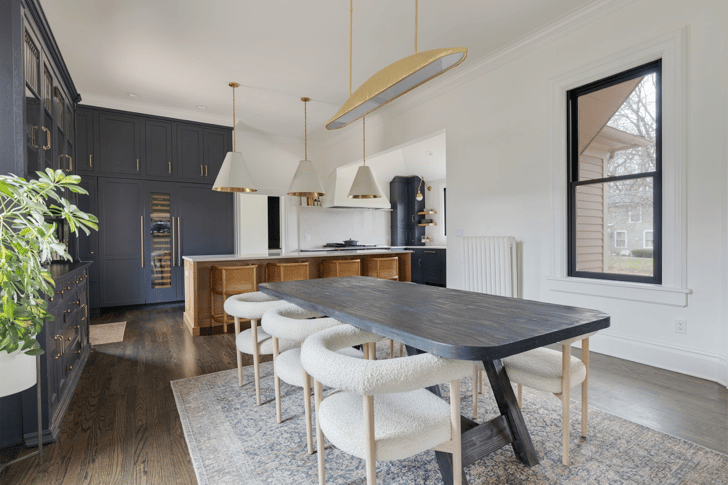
[{"x1": 298, "y1": 207, "x2": 390, "y2": 249}]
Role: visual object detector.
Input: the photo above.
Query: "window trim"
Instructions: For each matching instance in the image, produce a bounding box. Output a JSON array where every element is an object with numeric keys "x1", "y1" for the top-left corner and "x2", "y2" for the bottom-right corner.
[
  {"x1": 566, "y1": 60, "x2": 662, "y2": 284},
  {"x1": 547, "y1": 29, "x2": 689, "y2": 305}
]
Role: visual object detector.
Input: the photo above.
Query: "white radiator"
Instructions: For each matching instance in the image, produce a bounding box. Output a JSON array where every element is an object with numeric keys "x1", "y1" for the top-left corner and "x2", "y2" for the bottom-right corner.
[{"x1": 461, "y1": 236, "x2": 518, "y2": 297}]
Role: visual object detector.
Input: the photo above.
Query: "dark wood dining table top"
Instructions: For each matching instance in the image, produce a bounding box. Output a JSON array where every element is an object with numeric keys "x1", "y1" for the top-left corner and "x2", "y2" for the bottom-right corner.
[{"x1": 259, "y1": 276, "x2": 610, "y2": 361}]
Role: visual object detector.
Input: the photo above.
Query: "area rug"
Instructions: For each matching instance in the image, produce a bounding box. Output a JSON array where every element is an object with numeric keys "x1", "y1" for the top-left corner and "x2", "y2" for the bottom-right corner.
[
  {"x1": 171, "y1": 347, "x2": 727, "y2": 485},
  {"x1": 89, "y1": 321, "x2": 127, "y2": 346}
]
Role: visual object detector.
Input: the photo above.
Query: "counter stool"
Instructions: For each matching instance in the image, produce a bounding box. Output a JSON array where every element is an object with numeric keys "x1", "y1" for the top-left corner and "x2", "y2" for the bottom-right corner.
[
  {"x1": 210, "y1": 264, "x2": 258, "y2": 333},
  {"x1": 364, "y1": 257, "x2": 399, "y2": 281},
  {"x1": 266, "y1": 261, "x2": 310, "y2": 282},
  {"x1": 224, "y1": 292, "x2": 291, "y2": 405},
  {"x1": 320, "y1": 259, "x2": 360, "y2": 278},
  {"x1": 261, "y1": 303, "x2": 362, "y2": 454}
]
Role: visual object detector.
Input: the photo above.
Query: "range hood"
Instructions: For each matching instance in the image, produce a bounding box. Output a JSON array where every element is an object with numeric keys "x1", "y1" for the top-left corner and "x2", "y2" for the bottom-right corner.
[{"x1": 320, "y1": 167, "x2": 391, "y2": 209}]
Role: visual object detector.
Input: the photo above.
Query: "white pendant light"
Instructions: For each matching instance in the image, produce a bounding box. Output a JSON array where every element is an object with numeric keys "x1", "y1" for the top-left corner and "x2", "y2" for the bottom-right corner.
[
  {"x1": 213, "y1": 82, "x2": 257, "y2": 193},
  {"x1": 327, "y1": 0, "x2": 467, "y2": 130},
  {"x1": 288, "y1": 97, "x2": 325, "y2": 197},
  {"x1": 348, "y1": 116, "x2": 384, "y2": 199}
]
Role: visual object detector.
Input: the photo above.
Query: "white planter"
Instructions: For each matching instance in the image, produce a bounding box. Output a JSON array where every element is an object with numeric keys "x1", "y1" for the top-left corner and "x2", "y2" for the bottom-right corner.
[{"x1": 0, "y1": 349, "x2": 37, "y2": 398}]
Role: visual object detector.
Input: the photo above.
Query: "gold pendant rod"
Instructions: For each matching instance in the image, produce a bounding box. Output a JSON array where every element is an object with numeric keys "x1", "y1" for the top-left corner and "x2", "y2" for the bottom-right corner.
[
  {"x1": 362, "y1": 116, "x2": 366, "y2": 166},
  {"x1": 350, "y1": 0, "x2": 353, "y2": 96},
  {"x1": 229, "y1": 81, "x2": 239, "y2": 151},
  {"x1": 304, "y1": 98, "x2": 308, "y2": 159},
  {"x1": 414, "y1": 0, "x2": 418, "y2": 54}
]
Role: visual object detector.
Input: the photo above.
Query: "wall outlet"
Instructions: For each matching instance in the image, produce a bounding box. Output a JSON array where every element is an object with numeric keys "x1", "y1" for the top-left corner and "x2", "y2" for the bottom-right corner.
[{"x1": 675, "y1": 319, "x2": 687, "y2": 334}]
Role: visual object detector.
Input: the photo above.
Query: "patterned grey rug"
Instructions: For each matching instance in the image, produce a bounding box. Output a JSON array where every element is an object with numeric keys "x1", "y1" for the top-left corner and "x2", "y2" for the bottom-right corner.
[
  {"x1": 89, "y1": 321, "x2": 126, "y2": 345},
  {"x1": 171, "y1": 348, "x2": 727, "y2": 484}
]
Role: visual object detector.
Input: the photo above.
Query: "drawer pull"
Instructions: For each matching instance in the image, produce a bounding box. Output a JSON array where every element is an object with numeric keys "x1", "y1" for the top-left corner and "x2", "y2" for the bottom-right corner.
[
  {"x1": 424, "y1": 251, "x2": 437, "y2": 254},
  {"x1": 64, "y1": 308, "x2": 72, "y2": 314},
  {"x1": 66, "y1": 365, "x2": 73, "y2": 374},
  {"x1": 81, "y1": 304, "x2": 88, "y2": 320},
  {"x1": 74, "y1": 299, "x2": 81, "y2": 306}
]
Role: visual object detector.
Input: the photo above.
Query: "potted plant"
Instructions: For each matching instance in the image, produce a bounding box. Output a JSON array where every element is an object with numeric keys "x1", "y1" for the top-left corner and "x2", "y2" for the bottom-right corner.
[{"x1": 0, "y1": 169, "x2": 97, "y2": 397}]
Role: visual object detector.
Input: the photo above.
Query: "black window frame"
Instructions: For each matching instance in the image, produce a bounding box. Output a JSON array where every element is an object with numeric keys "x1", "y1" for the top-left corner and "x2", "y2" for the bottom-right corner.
[{"x1": 567, "y1": 60, "x2": 662, "y2": 284}]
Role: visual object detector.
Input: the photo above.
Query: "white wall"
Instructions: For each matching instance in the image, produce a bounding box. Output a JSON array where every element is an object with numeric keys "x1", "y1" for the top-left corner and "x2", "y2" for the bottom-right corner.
[{"x1": 312, "y1": 0, "x2": 728, "y2": 385}]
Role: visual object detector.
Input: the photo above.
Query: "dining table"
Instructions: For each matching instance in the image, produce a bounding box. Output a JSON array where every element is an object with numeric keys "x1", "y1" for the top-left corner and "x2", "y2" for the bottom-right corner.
[{"x1": 259, "y1": 276, "x2": 610, "y2": 485}]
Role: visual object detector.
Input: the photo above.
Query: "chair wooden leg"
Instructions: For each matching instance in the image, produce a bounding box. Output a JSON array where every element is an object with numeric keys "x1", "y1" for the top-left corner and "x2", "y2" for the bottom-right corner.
[
  {"x1": 562, "y1": 343, "x2": 572, "y2": 466},
  {"x1": 363, "y1": 394, "x2": 376, "y2": 485},
  {"x1": 273, "y1": 337, "x2": 282, "y2": 423},
  {"x1": 581, "y1": 338, "x2": 589, "y2": 438},
  {"x1": 399, "y1": 343, "x2": 404, "y2": 357},
  {"x1": 518, "y1": 384, "x2": 523, "y2": 408},
  {"x1": 450, "y1": 379, "x2": 463, "y2": 485},
  {"x1": 472, "y1": 364, "x2": 479, "y2": 420},
  {"x1": 251, "y1": 319, "x2": 262, "y2": 406},
  {"x1": 389, "y1": 339, "x2": 394, "y2": 359},
  {"x1": 303, "y1": 369, "x2": 313, "y2": 455},
  {"x1": 314, "y1": 380, "x2": 326, "y2": 485},
  {"x1": 369, "y1": 341, "x2": 376, "y2": 360},
  {"x1": 235, "y1": 317, "x2": 243, "y2": 387}
]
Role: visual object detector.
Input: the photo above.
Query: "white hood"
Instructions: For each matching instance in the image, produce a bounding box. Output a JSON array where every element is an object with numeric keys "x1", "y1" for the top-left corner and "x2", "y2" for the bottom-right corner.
[{"x1": 320, "y1": 167, "x2": 391, "y2": 209}]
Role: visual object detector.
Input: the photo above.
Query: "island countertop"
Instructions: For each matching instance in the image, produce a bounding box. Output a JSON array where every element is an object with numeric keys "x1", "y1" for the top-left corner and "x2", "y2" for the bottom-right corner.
[{"x1": 183, "y1": 249, "x2": 412, "y2": 263}]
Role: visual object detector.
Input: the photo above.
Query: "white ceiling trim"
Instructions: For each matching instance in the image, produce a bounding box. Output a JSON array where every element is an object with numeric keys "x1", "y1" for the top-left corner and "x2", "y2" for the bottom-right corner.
[{"x1": 310, "y1": 0, "x2": 638, "y2": 146}]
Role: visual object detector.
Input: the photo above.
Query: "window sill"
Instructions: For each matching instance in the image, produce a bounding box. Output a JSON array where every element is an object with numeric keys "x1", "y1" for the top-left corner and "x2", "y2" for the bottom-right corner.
[{"x1": 546, "y1": 276, "x2": 691, "y2": 307}]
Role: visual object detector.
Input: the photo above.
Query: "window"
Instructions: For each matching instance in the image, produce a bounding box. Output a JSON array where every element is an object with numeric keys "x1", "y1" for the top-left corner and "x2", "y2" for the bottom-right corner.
[
  {"x1": 644, "y1": 230, "x2": 654, "y2": 249},
  {"x1": 567, "y1": 60, "x2": 661, "y2": 284},
  {"x1": 628, "y1": 207, "x2": 642, "y2": 223}
]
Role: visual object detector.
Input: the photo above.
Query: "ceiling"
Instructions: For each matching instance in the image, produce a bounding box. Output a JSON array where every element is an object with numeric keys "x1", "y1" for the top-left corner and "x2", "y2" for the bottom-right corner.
[{"x1": 41, "y1": 0, "x2": 595, "y2": 140}]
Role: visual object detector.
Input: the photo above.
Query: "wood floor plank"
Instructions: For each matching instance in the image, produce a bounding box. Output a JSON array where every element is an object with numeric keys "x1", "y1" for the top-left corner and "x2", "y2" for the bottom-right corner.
[{"x1": 1, "y1": 303, "x2": 725, "y2": 484}]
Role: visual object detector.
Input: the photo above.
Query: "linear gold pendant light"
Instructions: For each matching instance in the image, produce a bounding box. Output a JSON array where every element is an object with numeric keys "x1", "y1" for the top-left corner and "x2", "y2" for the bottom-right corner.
[
  {"x1": 287, "y1": 97, "x2": 326, "y2": 197},
  {"x1": 327, "y1": 0, "x2": 467, "y2": 130},
  {"x1": 213, "y1": 82, "x2": 257, "y2": 193}
]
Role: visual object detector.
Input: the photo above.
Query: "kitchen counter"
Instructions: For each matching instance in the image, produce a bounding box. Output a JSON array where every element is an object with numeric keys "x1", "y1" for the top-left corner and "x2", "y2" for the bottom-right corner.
[
  {"x1": 391, "y1": 245, "x2": 447, "y2": 249},
  {"x1": 183, "y1": 249, "x2": 411, "y2": 263},
  {"x1": 183, "y1": 250, "x2": 412, "y2": 335}
]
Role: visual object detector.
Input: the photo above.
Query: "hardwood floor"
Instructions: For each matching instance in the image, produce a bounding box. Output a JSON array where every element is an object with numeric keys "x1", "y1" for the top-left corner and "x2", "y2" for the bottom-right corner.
[{"x1": 1, "y1": 305, "x2": 726, "y2": 484}]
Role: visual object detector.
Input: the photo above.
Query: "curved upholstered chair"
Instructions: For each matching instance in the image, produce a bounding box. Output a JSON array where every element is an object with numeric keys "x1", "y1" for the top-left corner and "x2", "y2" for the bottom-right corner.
[
  {"x1": 302, "y1": 325, "x2": 472, "y2": 485},
  {"x1": 261, "y1": 302, "x2": 347, "y2": 454},
  {"x1": 495, "y1": 332, "x2": 595, "y2": 466},
  {"x1": 224, "y1": 292, "x2": 292, "y2": 405}
]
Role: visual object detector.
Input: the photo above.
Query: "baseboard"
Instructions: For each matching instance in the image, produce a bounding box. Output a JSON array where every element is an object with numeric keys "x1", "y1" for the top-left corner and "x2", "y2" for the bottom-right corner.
[{"x1": 589, "y1": 332, "x2": 727, "y2": 387}]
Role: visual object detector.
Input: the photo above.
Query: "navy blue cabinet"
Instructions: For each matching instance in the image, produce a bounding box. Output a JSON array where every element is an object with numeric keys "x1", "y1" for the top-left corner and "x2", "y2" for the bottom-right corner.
[
  {"x1": 145, "y1": 120, "x2": 174, "y2": 179},
  {"x1": 97, "y1": 112, "x2": 143, "y2": 176},
  {"x1": 409, "y1": 248, "x2": 446, "y2": 287},
  {"x1": 390, "y1": 176, "x2": 425, "y2": 246}
]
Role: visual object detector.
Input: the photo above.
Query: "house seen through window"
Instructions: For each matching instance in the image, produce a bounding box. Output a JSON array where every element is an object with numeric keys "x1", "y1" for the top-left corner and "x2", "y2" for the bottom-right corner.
[{"x1": 567, "y1": 60, "x2": 661, "y2": 284}]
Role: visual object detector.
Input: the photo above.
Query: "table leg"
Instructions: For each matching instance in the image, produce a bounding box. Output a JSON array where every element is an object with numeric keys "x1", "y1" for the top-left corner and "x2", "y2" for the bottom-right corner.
[{"x1": 481, "y1": 359, "x2": 539, "y2": 466}]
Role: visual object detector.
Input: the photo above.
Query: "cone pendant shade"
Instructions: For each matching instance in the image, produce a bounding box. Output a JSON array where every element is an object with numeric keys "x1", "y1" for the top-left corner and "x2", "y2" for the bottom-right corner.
[
  {"x1": 348, "y1": 165, "x2": 383, "y2": 199},
  {"x1": 212, "y1": 152, "x2": 257, "y2": 193},
  {"x1": 288, "y1": 159, "x2": 325, "y2": 197}
]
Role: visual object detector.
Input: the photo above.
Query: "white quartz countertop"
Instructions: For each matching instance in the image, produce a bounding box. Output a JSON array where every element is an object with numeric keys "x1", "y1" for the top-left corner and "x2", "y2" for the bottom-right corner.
[
  {"x1": 183, "y1": 249, "x2": 413, "y2": 263},
  {"x1": 390, "y1": 246, "x2": 447, "y2": 249}
]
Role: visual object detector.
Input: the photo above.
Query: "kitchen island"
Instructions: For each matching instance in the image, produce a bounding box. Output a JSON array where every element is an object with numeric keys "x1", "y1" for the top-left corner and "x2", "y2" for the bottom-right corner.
[{"x1": 182, "y1": 250, "x2": 412, "y2": 335}]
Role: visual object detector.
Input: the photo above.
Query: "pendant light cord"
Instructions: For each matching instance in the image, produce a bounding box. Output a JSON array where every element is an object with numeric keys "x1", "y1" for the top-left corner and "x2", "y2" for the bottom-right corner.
[
  {"x1": 362, "y1": 116, "x2": 366, "y2": 166},
  {"x1": 350, "y1": 0, "x2": 353, "y2": 96},
  {"x1": 304, "y1": 100, "x2": 308, "y2": 159},
  {"x1": 414, "y1": 0, "x2": 418, "y2": 54}
]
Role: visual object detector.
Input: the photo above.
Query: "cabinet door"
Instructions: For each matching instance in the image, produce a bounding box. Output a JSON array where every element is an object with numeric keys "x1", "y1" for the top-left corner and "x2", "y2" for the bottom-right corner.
[
  {"x1": 203, "y1": 128, "x2": 229, "y2": 182},
  {"x1": 22, "y1": 25, "x2": 43, "y2": 176},
  {"x1": 175, "y1": 124, "x2": 204, "y2": 181},
  {"x1": 422, "y1": 250, "x2": 443, "y2": 286},
  {"x1": 143, "y1": 181, "x2": 179, "y2": 303},
  {"x1": 98, "y1": 178, "x2": 144, "y2": 306},
  {"x1": 390, "y1": 178, "x2": 409, "y2": 246},
  {"x1": 410, "y1": 249, "x2": 424, "y2": 284},
  {"x1": 76, "y1": 109, "x2": 95, "y2": 173},
  {"x1": 97, "y1": 113, "x2": 142, "y2": 175},
  {"x1": 176, "y1": 184, "x2": 234, "y2": 299},
  {"x1": 145, "y1": 120, "x2": 173, "y2": 178},
  {"x1": 77, "y1": 176, "x2": 99, "y2": 308}
]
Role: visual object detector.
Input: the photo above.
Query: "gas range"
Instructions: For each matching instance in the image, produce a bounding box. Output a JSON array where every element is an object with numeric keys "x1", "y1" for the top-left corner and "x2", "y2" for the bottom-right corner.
[{"x1": 299, "y1": 243, "x2": 390, "y2": 252}]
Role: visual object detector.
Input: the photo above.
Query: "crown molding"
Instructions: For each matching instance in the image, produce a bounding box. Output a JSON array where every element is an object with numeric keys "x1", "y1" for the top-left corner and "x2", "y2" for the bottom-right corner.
[{"x1": 311, "y1": 0, "x2": 638, "y2": 148}]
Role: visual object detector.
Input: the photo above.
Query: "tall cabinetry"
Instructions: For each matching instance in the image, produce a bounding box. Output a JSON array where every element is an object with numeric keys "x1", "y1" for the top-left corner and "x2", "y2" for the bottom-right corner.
[
  {"x1": 390, "y1": 176, "x2": 425, "y2": 246},
  {"x1": 76, "y1": 106, "x2": 234, "y2": 309},
  {"x1": 0, "y1": 0, "x2": 86, "y2": 450}
]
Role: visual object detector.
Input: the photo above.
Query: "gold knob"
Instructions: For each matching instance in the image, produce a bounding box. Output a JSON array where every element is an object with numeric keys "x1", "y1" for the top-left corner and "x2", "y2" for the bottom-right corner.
[{"x1": 55, "y1": 353, "x2": 62, "y2": 360}]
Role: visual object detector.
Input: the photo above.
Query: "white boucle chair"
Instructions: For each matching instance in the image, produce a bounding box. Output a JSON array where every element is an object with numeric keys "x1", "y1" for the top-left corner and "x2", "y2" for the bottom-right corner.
[
  {"x1": 261, "y1": 302, "x2": 363, "y2": 455},
  {"x1": 302, "y1": 325, "x2": 473, "y2": 485},
  {"x1": 493, "y1": 332, "x2": 595, "y2": 466},
  {"x1": 224, "y1": 292, "x2": 293, "y2": 405}
]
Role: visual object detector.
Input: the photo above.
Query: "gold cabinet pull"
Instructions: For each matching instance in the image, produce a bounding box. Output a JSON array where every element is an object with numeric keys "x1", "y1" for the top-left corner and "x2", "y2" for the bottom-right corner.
[
  {"x1": 200, "y1": 164, "x2": 203, "y2": 176},
  {"x1": 140, "y1": 216, "x2": 144, "y2": 268},
  {"x1": 168, "y1": 161, "x2": 172, "y2": 173},
  {"x1": 81, "y1": 303, "x2": 88, "y2": 321},
  {"x1": 136, "y1": 158, "x2": 140, "y2": 171},
  {"x1": 65, "y1": 154, "x2": 73, "y2": 173},
  {"x1": 42, "y1": 126, "x2": 51, "y2": 150},
  {"x1": 205, "y1": 165, "x2": 208, "y2": 176},
  {"x1": 89, "y1": 154, "x2": 93, "y2": 168},
  {"x1": 171, "y1": 217, "x2": 176, "y2": 267},
  {"x1": 31, "y1": 126, "x2": 38, "y2": 148},
  {"x1": 177, "y1": 217, "x2": 181, "y2": 266}
]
